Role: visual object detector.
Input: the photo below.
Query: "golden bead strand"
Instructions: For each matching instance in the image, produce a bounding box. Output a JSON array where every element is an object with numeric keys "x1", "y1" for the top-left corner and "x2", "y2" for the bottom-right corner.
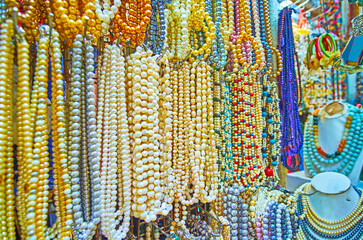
[
  {"x1": 0, "y1": 19, "x2": 15, "y2": 240},
  {"x1": 15, "y1": 27, "x2": 32, "y2": 240}
]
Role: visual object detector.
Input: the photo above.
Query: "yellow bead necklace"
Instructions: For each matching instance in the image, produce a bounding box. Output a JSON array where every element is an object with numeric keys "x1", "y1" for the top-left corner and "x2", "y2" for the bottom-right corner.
[{"x1": 0, "y1": 19, "x2": 15, "y2": 240}]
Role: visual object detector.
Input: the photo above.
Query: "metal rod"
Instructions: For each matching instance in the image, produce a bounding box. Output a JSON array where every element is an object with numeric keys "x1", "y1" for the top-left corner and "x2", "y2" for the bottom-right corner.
[
  {"x1": 12, "y1": 7, "x2": 18, "y2": 35},
  {"x1": 83, "y1": 17, "x2": 89, "y2": 39}
]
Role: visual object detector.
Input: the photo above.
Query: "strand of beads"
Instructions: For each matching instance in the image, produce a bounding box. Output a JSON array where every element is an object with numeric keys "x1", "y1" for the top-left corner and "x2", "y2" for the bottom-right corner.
[
  {"x1": 165, "y1": 0, "x2": 191, "y2": 61},
  {"x1": 212, "y1": 69, "x2": 223, "y2": 214},
  {"x1": 49, "y1": 29, "x2": 73, "y2": 239},
  {"x1": 15, "y1": 24, "x2": 31, "y2": 240},
  {"x1": 115, "y1": 45, "x2": 133, "y2": 239},
  {"x1": 146, "y1": 0, "x2": 169, "y2": 54},
  {"x1": 188, "y1": 0, "x2": 216, "y2": 58},
  {"x1": 5, "y1": 4, "x2": 41, "y2": 42},
  {"x1": 95, "y1": 0, "x2": 121, "y2": 34},
  {"x1": 0, "y1": 19, "x2": 15, "y2": 240},
  {"x1": 28, "y1": 25, "x2": 51, "y2": 240},
  {"x1": 304, "y1": 105, "x2": 363, "y2": 176},
  {"x1": 157, "y1": 54, "x2": 174, "y2": 214},
  {"x1": 221, "y1": 73, "x2": 233, "y2": 183},
  {"x1": 69, "y1": 34, "x2": 100, "y2": 240},
  {"x1": 127, "y1": 46, "x2": 171, "y2": 222},
  {"x1": 49, "y1": 0, "x2": 101, "y2": 46},
  {"x1": 99, "y1": 44, "x2": 132, "y2": 240},
  {"x1": 278, "y1": 8, "x2": 303, "y2": 172},
  {"x1": 100, "y1": 44, "x2": 117, "y2": 238},
  {"x1": 112, "y1": 0, "x2": 152, "y2": 47}
]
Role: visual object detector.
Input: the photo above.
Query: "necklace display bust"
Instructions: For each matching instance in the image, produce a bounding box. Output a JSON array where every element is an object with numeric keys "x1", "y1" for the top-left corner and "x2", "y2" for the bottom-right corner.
[
  {"x1": 296, "y1": 173, "x2": 363, "y2": 240},
  {"x1": 309, "y1": 172, "x2": 359, "y2": 221},
  {"x1": 304, "y1": 101, "x2": 363, "y2": 185}
]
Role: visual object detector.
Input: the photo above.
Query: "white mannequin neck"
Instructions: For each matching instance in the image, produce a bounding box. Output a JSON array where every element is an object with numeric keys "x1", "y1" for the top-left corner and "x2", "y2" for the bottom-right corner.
[{"x1": 308, "y1": 173, "x2": 360, "y2": 221}]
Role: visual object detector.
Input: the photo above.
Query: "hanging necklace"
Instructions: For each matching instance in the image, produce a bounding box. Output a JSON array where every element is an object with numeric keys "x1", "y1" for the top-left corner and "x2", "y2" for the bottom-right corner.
[
  {"x1": 145, "y1": 0, "x2": 169, "y2": 54},
  {"x1": 112, "y1": 0, "x2": 152, "y2": 47},
  {"x1": 0, "y1": 19, "x2": 16, "y2": 240},
  {"x1": 125, "y1": 46, "x2": 174, "y2": 223},
  {"x1": 278, "y1": 8, "x2": 303, "y2": 172},
  {"x1": 49, "y1": 0, "x2": 101, "y2": 46},
  {"x1": 15, "y1": 25, "x2": 71, "y2": 240},
  {"x1": 297, "y1": 183, "x2": 363, "y2": 239},
  {"x1": 99, "y1": 44, "x2": 132, "y2": 240},
  {"x1": 69, "y1": 34, "x2": 101, "y2": 240},
  {"x1": 304, "y1": 104, "x2": 363, "y2": 176},
  {"x1": 165, "y1": 0, "x2": 190, "y2": 61},
  {"x1": 95, "y1": 0, "x2": 121, "y2": 34}
]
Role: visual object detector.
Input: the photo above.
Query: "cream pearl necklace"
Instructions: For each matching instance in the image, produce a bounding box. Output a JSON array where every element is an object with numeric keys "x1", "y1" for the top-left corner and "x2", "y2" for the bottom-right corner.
[
  {"x1": 165, "y1": 0, "x2": 191, "y2": 61},
  {"x1": 171, "y1": 59, "x2": 219, "y2": 229},
  {"x1": 126, "y1": 46, "x2": 174, "y2": 222},
  {"x1": 99, "y1": 43, "x2": 132, "y2": 240},
  {"x1": 95, "y1": 0, "x2": 121, "y2": 34},
  {"x1": 157, "y1": 53, "x2": 175, "y2": 214},
  {"x1": 69, "y1": 34, "x2": 100, "y2": 240}
]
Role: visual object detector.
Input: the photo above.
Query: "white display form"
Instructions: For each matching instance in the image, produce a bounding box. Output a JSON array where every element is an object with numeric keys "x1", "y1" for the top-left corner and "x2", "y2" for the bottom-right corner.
[
  {"x1": 309, "y1": 172, "x2": 360, "y2": 222},
  {"x1": 287, "y1": 170, "x2": 363, "y2": 192}
]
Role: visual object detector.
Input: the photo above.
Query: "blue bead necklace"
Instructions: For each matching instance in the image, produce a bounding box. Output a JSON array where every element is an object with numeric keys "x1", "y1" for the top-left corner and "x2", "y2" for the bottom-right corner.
[
  {"x1": 221, "y1": 74, "x2": 233, "y2": 182},
  {"x1": 278, "y1": 8, "x2": 304, "y2": 172},
  {"x1": 206, "y1": 0, "x2": 227, "y2": 69},
  {"x1": 304, "y1": 104, "x2": 363, "y2": 177},
  {"x1": 145, "y1": 0, "x2": 169, "y2": 54}
]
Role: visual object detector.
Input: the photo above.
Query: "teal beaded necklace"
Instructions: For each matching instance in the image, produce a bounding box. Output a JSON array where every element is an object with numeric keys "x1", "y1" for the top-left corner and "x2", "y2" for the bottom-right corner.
[
  {"x1": 304, "y1": 104, "x2": 363, "y2": 176},
  {"x1": 221, "y1": 74, "x2": 233, "y2": 183}
]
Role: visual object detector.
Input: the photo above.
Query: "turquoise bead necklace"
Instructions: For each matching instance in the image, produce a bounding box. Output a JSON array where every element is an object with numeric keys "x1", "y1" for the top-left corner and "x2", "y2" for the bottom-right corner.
[
  {"x1": 304, "y1": 104, "x2": 363, "y2": 176},
  {"x1": 221, "y1": 74, "x2": 233, "y2": 183}
]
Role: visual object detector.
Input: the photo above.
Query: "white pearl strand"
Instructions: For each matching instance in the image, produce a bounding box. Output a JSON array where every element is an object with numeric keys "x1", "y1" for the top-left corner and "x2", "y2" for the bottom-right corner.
[
  {"x1": 128, "y1": 46, "x2": 164, "y2": 222},
  {"x1": 95, "y1": 0, "x2": 121, "y2": 34},
  {"x1": 157, "y1": 54, "x2": 175, "y2": 215},
  {"x1": 100, "y1": 44, "x2": 132, "y2": 240},
  {"x1": 97, "y1": 39, "x2": 107, "y2": 232},
  {"x1": 115, "y1": 44, "x2": 132, "y2": 239},
  {"x1": 69, "y1": 34, "x2": 101, "y2": 240},
  {"x1": 100, "y1": 45, "x2": 113, "y2": 237}
]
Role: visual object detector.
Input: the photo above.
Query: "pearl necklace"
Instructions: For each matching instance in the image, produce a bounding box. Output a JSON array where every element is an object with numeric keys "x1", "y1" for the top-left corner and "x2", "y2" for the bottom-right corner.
[
  {"x1": 170, "y1": 59, "x2": 218, "y2": 229},
  {"x1": 28, "y1": 25, "x2": 52, "y2": 240},
  {"x1": 95, "y1": 0, "x2": 121, "y2": 34},
  {"x1": 15, "y1": 25, "x2": 70, "y2": 240},
  {"x1": 297, "y1": 183, "x2": 363, "y2": 239},
  {"x1": 112, "y1": 0, "x2": 152, "y2": 47},
  {"x1": 49, "y1": 28, "x2": 73, "y2": 240},
  {"x1": 126, "y1": 46, "x2": 174, "y2": 222},
  {"x1": 99, "y1": 44, "x2": 132, "y2": 240},
  {"x1": 165, "y1": 0, "x2": 191, "y2": 60},
  {"x1": 69, "y1": 34, "x2": 100, "y2": 240},
  {"x1": 49, "y1": 0, "x2": 101, "y2": 46},
  {"x1": 0, "y1": 19, "x2": 15, "y2": 240}
]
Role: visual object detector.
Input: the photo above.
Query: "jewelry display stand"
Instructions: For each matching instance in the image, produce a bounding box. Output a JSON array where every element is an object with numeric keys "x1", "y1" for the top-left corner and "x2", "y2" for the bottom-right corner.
[
  {"x1": 296, "y1": 172, "x2": 363, "y2": 240},
  {"x1": 304, "y1": 101, "x2": 363, "y2": 185},
  {"x1": 309, "y1": 172, "x2": 359, "y2": 222}
]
